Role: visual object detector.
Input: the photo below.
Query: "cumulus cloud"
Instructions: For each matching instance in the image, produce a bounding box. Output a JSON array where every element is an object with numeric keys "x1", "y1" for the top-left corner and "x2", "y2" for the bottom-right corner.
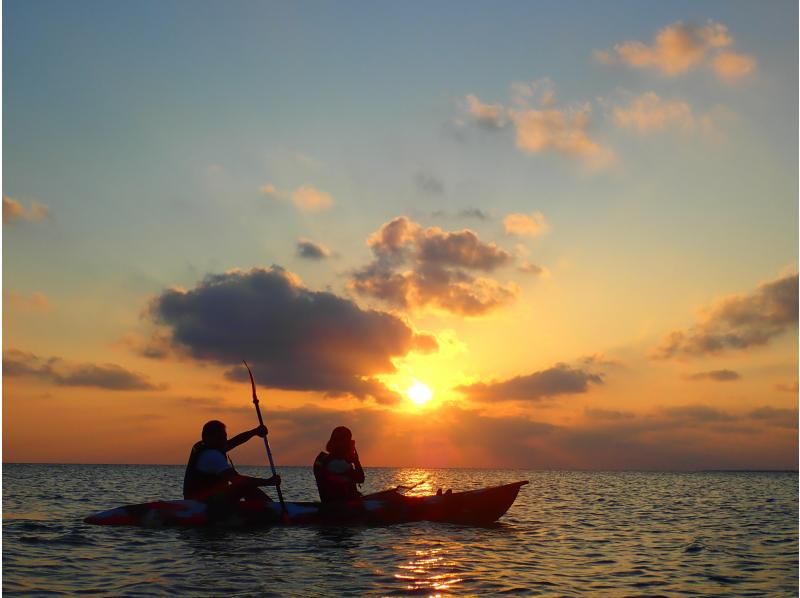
[
  {"x1": 350, "y1": 217, "x2": 519, "y2": 316},
  {"x1": 3, "y1": 349, "x2": 163, "y2": 390},
  {"x1": 504, "y1": 211, "x2": 549, "y2": 236},
  {"x1": 297, "y1": 238, "x2": 331, "y2": 260},
  {"x1": 3, "y1": 196, "x2": 49, "y2": 224},
  {"x1": 653, "y1": 273, "x2": 798, "y2": 359},
  {"x1": 148, "y1": 266, "x2": 436, "y2": 403},
  {"x1": 457, "y1": 363, "x2": 604, "y2": 403},
  {"x1": 463, "y1": 85, "x2": 614, "y2": 170},
  {"x1": 596, "y1": 21, "x2": 756, "y2": 82},
  {"x1": 261, "y1": 184, "x2": 334, "y2": 212},
  {"x1": 5, "y1": 292, "x2": 51, "y2": 314},
  {"x1": 508, "y1": 104, "x2": 615, "y2": 170},
  {"x1": 685, "y1": 369, "x2": 741, "y2": 382}
]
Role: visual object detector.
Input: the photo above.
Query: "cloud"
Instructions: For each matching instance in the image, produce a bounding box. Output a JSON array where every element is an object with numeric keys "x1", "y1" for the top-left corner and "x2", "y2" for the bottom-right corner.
[
  {"x1": 296, "y1": 238, "x2": 331, "y2": 260},
  {"x1": 712, "y1": 51, "x2": 757, "y2": 82},
  {"x1": 661, "y1": 404, "x2": 736, "y2": 423},
  {"x1": 504, "y1": 211, "x2": 549, "y2": 236},
  {"x1": 260, "y1": 184, "x2": 279, "y2": 199},
  {"x1": 350, "y1": 217, "x2": 519, "y2": 316},
  {"x1": 685, "y1": 369, "x2": 741, "y2": 382},
  {"x1": 653, "y1": 273, "x2": 798, "y2": 359},
  {"x1": 517, "y1": 262, "x2": 545, "y2": 276},
  {"x1": 414, "y1": 172, "x2": 445, "y2": 195},
  {"x1": 3, "y1": 349, "x2": 163, "y2": 390},
  {"x1": 5, "y1": 292, "x2": 51, "y2": 314},
  {"x1": 261, "y1": 184, "x2": 334, "y2": 212},
  {"x1": 613, "y1": 92, "x2": 717, "y2": 135},
  {"x1": 260, "y1": 400, "x2": 795, "y2": 470},
  {"x1": 465, "y1": 94, "x2": 507, "y2": 129},
  {"x1": 292, "y1": 185, "x2": 334, "y2": 212},
  {"x1": 457, "y1": 363, "x2": 604, "y2": 402},
  {"x1": 748, "y1": 407, "x2": 798, "y2": 429},
  {"x1": 3, "y1": 196, "x2": 49, "y2": 224},
  {"x1": 596, "y1": 21, "x2": 756, "y2": 82},
  {"x1": 464, "y1": 86, "x2": 615, "y2": 170},
  {"x1": 775, "y1": 381, "x2": 798, "y2": 394},
  {"x1": 457, "y1": 208, "x2": 489, "y2": 220},
  {"x1": 148, "y1": 266, "x2": 436, "y2": 403},
  {"x1": 508, "y1": 104, "x2": 615, "y2": 170}
]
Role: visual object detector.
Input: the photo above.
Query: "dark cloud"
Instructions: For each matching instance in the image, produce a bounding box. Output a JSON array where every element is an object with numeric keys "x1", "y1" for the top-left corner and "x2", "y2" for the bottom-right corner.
[
  {"x1": 253, "y1": 402, "x2": 796, "y2": 470},
  {"x1": 3, "y1": 349, "x2": 163, "y2": 391},
  {"x1": 457, "y1": 363, "x2": 604, "y2": 402},
  {"x1": 148, "y1": 267, "x2": 436, "y2": 404},
  {"x1": 351, "y1": 217, "x2": 518, "y2": 316},
  {"x1": 660, "y1": 405, "x2": 736, "y2": 424},
  {"x1": 685, "y1": 369, "x2": 741, "y2": 382},
  {"x1": 296, "y1": 239, "x2": 331, "y2": 260},
  {"x1": 518, "y1": 262, "x2": 544, "y2": 275},
  {"x1": 584, "y1": 407, "x2": 636, "y2": 421},
  {"x1": 654, "y1": 273, "x2": 798, "y2": 359},
  {"x1": 748, "y1": 406, "x2": 798, "y2": 429},
  {"x1": 414, "y1": 172, "x2": 444, "y2": 195},
  {"x1": 458, "y1": 208, "x2": 489, "y2": 220}
]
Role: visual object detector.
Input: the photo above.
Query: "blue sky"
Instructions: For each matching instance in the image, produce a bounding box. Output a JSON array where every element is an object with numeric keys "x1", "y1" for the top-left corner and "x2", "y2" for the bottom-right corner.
[{"x1": 3, "y1": 0, "x2": 797, "y2": 467}]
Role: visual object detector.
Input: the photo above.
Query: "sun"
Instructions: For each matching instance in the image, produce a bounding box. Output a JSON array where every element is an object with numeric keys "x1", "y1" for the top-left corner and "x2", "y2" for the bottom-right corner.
[{"x1": 406, "y1": 381, "x2": 433, "y2": 405}]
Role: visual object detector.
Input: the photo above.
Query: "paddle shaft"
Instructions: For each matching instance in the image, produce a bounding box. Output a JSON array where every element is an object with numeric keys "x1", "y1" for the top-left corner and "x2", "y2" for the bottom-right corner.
[{"x1": 243, "y1": 361, "x2": 288, "y2": 517}]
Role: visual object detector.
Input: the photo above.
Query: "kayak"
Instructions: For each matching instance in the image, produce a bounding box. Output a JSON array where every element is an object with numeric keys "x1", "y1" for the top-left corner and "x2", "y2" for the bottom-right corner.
[{"x1": 84, "y1": 481, "x2": 528, "y2": 527}]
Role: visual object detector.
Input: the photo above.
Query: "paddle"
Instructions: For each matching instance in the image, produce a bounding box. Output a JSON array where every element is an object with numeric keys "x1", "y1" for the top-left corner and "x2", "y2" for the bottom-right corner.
[{"x1": 243, "y1": 360, "x2": 289, "y2": 523}]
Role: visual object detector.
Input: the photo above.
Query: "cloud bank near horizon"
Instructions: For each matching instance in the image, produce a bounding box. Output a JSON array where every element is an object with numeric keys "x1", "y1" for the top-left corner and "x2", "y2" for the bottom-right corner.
[{"x1": 148, "y1": 266, "x2": 437, "y2": 404}]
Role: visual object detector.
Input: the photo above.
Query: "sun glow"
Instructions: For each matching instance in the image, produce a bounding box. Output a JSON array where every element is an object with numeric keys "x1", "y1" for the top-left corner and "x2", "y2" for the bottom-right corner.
[{"x1": 406, "y1": 381, "x2": 433, "y2": 405}]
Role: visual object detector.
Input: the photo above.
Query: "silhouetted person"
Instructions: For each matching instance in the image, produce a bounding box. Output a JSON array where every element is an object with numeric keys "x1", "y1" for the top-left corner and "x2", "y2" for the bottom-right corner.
[
  {"x1": 313, "y1": 426, "x2": 365, "y2": 503},
  {"x1": 183, "y1": 420, "x2": 280, "y2": 513}
]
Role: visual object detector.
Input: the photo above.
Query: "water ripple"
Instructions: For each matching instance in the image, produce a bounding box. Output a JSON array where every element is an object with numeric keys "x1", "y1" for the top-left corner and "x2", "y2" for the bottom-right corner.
[{"x1": 2, "y1": 465, "x2": 797, "y2": 596}]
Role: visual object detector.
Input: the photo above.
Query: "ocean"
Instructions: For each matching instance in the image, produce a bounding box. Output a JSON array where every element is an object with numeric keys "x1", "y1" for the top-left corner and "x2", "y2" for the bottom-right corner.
[{"x1": 2, "y1": 464, "x2": 797, "y2": 596}]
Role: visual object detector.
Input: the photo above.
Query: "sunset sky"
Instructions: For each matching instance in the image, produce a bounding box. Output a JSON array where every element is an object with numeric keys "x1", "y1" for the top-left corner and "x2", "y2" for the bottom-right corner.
[{"x1": 3, "y1": 0, "x2": 798, "y2": 470}]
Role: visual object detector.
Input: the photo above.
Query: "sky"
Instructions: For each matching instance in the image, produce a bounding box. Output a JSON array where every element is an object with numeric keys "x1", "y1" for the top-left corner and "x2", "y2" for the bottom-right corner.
[{"x1": 3, "y1": 0, "x2": 798, "y2": 470}]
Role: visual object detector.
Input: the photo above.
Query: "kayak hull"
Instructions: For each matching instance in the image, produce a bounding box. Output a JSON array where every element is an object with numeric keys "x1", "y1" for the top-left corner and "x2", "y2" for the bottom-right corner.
[{"x1": 84, "y1": 481, "x2": 528, "y2": 527}]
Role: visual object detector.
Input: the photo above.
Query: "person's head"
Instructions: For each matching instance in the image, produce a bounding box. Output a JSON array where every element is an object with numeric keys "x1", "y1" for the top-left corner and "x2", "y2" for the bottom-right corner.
[
  {"x1": 202, "y1": 420, "x2": 227, "y2": 449},
  {"x1": 326, "y1": 426, "x2": 354, "y2": 458}
]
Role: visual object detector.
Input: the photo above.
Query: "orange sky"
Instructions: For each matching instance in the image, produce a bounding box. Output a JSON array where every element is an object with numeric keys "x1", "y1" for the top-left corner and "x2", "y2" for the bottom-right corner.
[{"x1": 3, "y1": 4, "x2": 798, "y2": 470}]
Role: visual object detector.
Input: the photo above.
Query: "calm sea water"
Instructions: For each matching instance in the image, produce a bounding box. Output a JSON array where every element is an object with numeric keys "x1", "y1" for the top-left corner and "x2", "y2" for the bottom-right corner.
[{"x1": 2, "y1": 464, "x2": 797, "y2": 596}]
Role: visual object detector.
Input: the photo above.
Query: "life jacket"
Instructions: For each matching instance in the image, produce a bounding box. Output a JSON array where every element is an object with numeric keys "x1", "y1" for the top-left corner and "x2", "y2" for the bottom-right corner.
[
  {"x1": 182, "y1": 441, "x2": 230, "y2": 502},
  {"x1": 313, "y1": 451, "x2": 361, "y2": 503}
]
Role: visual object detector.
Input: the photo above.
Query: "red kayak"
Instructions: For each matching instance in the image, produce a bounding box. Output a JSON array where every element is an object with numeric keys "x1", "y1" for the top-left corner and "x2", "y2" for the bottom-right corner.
[{"x1": 84, "y1": 481, "x2": 528, "y2": 527}]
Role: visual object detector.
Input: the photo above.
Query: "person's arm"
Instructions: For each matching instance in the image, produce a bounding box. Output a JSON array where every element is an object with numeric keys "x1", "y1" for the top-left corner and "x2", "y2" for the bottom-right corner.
[
  {"x1": 226, "y1": 425, "x2": 267, "y2": 451},
  {"x1": 351, "y1": 446, "x2": 365, "y2": 484}
]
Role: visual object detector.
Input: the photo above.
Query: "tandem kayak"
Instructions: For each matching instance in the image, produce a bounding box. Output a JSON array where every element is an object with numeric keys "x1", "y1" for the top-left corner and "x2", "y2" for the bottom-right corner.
[{"x1": 84, "y1": 481, "x2": 528, "y2": 527}]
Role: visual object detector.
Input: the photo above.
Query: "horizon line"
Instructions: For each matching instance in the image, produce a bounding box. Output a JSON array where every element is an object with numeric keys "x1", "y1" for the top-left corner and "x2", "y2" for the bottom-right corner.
[{"x1": 3, "y1": 462, "x2": 797, "y2": 474}]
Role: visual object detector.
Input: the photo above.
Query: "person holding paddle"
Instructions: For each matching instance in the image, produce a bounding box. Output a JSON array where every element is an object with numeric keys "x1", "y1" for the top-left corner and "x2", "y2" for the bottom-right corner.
[{"x1": 183, "y1": 420, "x2": 281, "y2": 511}]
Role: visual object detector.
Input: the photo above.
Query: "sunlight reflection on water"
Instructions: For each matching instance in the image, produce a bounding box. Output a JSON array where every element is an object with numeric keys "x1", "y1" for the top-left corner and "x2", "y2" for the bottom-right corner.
[{"x1": 3, "y1": 465, "x2": 798, "y2": 596}]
